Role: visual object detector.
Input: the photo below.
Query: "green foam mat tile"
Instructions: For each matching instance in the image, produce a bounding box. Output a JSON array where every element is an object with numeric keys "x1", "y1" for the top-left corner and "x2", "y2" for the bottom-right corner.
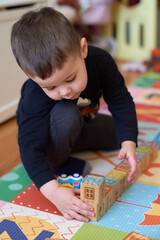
[
  {"x1": 71, "y1": 223, "x2": 128, "y2": 240},
  {"x1": 71, "y1": 223, "x2": 158, "y2": 240},
  {"x1": 131, "y1": 70, "x2": 160, "y2": 88},
  {"x1": 131, "y1": 76, "x2": 158, "y2": 88},
  {"x1": 0, "y1": 164, "x2": 32, "y2": 201}
]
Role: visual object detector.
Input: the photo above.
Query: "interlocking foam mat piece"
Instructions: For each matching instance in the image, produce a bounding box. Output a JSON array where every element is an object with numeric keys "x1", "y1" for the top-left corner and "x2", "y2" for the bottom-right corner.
[{"x1": 1, "y1": 71, "x2": 160, "y2": 240}]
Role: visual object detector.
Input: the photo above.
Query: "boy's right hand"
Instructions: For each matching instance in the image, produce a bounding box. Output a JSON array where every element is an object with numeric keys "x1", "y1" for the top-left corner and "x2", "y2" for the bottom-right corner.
[{"x1": 40, "y1": 179, "x2": 94, "y2": 222}]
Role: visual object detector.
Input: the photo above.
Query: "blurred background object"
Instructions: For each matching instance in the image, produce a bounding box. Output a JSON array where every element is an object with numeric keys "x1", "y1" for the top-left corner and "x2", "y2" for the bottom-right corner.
[
  {"x1": 0, "y1": 0, "x2": 159, "y2": 124},
  {"x1": 117, "y1": 0, "x2": 140, "y2": 7},
  {"x1": 104, "y1": 0, "x2": 157, "y2": 61}
]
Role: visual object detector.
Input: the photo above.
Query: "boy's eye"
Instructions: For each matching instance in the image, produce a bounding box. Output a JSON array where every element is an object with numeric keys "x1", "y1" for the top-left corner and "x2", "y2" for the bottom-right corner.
[
  {"x1": 48, "y1": 87, "x2": 55, "y2": 91},
  {"x1": 66, "y1": 76, "x2": 76, "y2": 83}
]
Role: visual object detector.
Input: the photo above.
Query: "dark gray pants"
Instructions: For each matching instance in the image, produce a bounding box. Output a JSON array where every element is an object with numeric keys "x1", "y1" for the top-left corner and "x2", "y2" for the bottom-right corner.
[{"x1": 47, "y1": 99, "x2": 119, "y2": 169}]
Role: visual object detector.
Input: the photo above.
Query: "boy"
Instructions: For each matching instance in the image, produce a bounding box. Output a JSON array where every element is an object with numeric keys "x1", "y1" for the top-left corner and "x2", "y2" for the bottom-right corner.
[{"x1": 11, "y1": 7, "x2": 138, "y2": 222}]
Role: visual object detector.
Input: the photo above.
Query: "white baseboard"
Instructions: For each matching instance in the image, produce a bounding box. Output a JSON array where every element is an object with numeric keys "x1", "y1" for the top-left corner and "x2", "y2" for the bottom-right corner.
[{"x1": 0, "y1": 99, "x2": 19, "y2": 124}]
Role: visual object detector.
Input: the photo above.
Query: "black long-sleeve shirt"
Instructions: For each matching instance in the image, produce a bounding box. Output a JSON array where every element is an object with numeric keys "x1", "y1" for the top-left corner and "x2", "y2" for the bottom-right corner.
[{"x1": 17, "y1": 45, "x2": 138, "y2": 189}]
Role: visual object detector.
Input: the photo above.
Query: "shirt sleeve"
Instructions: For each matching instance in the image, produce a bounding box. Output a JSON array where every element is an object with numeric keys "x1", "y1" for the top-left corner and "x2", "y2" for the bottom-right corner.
[
  {"x1": 17, "y1": 80, "x2": 56, "y2": 189},
  {"x1": 101, "y1": 53, "x2": 138, "y2": 146}
]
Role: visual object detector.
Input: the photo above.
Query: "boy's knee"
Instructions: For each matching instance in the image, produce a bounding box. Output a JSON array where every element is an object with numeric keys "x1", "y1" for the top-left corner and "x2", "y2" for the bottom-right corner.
[{"x1": 50, "y1": 100, "x2": 83, "y2": 134}]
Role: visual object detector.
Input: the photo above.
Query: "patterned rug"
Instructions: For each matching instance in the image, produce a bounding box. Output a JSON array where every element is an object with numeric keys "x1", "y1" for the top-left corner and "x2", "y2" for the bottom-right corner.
[{"x1": 0, "y1": 71, "x2": 160, "y2": 240}]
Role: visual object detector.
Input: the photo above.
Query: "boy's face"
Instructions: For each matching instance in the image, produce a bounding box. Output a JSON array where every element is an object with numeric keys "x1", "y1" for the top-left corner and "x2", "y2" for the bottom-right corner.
[{"x1": 31, "y1": 38, "x2": 88, "y2": 101}]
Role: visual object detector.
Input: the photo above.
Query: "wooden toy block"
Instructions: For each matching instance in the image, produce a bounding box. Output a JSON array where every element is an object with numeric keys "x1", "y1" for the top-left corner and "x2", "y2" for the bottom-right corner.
[
  {"x1": 136, "y1": 146, "x2": 152, "y2": 169},
  {"x1": 139, "y1": 152, "x2": 149, "y2": 172},
  {"x1": 136, "y1": 145, "x2": 152, "y2": 156},
  {"x1": 105, "y1": 186, "x2": 114, "y2": 210},
  {"x1": 106, "y1": 169, "x2": 128, "y2": 196},
  {"x1": 105, "y1": 176, "x2": 120, "y2": 200},
  {"x1": 115, "y1": 162, "x2": 132, "y2": 188},
  {"x1": 136, "y1": 151, "x2": 147, "y2": 174},
  {"x1": 80, "y1": 175, "x2": 105, "y2": 204},
  {"x1": 115, "y1": 162, "x2": 130, "y2": 173},
  {"x1": 141, "y1": 141, "x2": 159, "y2": 160},
  {"x1": 123, "y1": 231, "x2": 151, "y2": 239},
  {"x1": 87, "y1": 198, "x2": 106, "y2": 222}
]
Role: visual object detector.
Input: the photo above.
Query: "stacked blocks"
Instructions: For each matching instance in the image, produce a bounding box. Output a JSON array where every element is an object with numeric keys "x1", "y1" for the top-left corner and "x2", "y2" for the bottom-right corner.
[
  {"x1": 105, "y1": 186, "x2": 114, "y2": 209},
  {"x1": 136, "y1": 151, "x2": 146, "y2": 176},
  {"x1": 80, "y1": 175, "x2": 106, "y2": 221},
  {"x1": 107, "y1": 169, "x2": 128, "y2": 193},
  {"x1": 80, "y1": 141, "x2": 159, "y2": 222}
]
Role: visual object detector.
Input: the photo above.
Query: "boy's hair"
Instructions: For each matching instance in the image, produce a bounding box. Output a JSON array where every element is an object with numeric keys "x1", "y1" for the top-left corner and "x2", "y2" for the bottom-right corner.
[{"x1": 11, "y1": 7, "x2": 81, "y2": 79}]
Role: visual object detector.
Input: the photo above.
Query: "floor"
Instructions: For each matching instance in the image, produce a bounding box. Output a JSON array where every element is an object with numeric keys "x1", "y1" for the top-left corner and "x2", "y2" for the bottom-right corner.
[{"x1": 1, "y1": 65, "x2": 160, "y2": 239}]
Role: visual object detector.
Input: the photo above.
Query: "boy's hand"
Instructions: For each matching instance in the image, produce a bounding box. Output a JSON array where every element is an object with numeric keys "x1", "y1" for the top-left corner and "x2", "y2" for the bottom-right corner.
[
  {"x1": 117, "y1": 141, "x2": 138, "y2": 183},
  {"x1": 40, "y1": 179, "x2": 94, "y2": 222}
]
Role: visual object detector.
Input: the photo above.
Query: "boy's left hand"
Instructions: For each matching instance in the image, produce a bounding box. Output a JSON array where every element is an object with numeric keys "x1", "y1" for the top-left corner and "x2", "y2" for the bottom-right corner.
[{"x1": 117, "y1": 141, "x2": 138, "y2": 183}]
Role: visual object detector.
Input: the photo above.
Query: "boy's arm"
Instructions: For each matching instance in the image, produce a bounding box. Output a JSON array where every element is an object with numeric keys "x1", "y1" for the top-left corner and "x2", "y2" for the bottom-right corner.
[
  {"x1": 101, "y1": 53, "x2": 138, "y2": 181},
  {"x1": 40, "y1": 179, "x2": 94, "y2": 221},
  {"x1": 17, "y1": 80, "x2": 56, "y2": 189},
  {"x1": 102, "y1": 53, "x2": 138, "y2": 146}
]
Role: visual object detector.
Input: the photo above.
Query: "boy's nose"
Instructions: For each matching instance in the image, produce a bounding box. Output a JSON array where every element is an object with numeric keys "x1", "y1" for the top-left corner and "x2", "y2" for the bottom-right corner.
[{"x1": 60, "y1": 87, "x2": 72, "y2": 97}]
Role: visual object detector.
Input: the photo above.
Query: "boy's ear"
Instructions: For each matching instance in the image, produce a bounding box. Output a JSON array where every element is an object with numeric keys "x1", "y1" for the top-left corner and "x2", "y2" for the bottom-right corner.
[{"x1": 80, "y1": 37, "x2": 88, "y2": 59}]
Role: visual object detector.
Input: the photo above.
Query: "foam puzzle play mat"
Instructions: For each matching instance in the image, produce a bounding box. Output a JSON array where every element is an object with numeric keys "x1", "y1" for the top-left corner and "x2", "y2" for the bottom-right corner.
[{"x1": 1, "y1": 71, "x2": 160, "y2": 240}]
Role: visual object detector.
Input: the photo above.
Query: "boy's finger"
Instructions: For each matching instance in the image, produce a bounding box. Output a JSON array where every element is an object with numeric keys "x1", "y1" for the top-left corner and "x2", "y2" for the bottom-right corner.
[
  {"x1": 128, "y1": 167, "x2": 138, "y2": 182},
  {"x1": 129, "y1": 167, "x2": 136, "y2": 177},
  {"x1": 63, "y1": 212, "x2": 73, "y2": 220},
  {"x1": 72, "y1": 196, "x2": 94, "y2": 212},
  {"x1": 117, "y1": 150, "x2": 126, "y2": 159},
  {"x1": 68, "y1": 209, "x2": 89, "y2": 222},
  {"x1": 73, "y1": 204, "x2": 95, "y2": 218}
]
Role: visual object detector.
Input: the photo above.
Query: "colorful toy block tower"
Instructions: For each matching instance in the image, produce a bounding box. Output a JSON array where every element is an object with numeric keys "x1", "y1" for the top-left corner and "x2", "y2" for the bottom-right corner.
[
  {"x1": 80, "y1": 141, "x2": 158, "y2": 222},
  {"x1": 80, "y1": 175, "x2": 106, "y2": 221}
]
